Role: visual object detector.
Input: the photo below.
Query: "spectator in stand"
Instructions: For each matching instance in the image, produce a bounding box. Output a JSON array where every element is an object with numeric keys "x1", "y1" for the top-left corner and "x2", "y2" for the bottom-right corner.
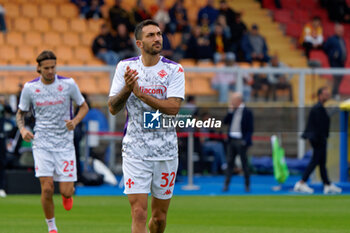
[
  {"x1": 132, "y1": 0, "x2": 152, "y2": 25},
  {"x1": 214, "y1": 14, "x2": 231, "y2": 38},
  {"x1": 71, "y1": 0, "x2": 90, "y2": 17},
  {"x1": 113, "y1": 23, "x2": 136, "y2": 60},
  {"x1": 266, "y1": 55, "x2": 293, "y2": 101},
  {"x1": 0, "y1": 4, "x2": 6, "y2": 33},
  {"x1": 109, "y1": 0, "x2": 134, "y2": 32},
  {"x1": 185, "y1": 25, "x2": 213, "y2": 61},
  {"x1": 199, "y1": 14, "x2": 211, "y2": 36},
  {"x1": 326, "y1": 0, "x2": 350, "y2": 23},
  {"x1": 210, "y1": 23, "x2": 234, "y2": 64},
  {"x1": 300, "y1": 16, "x2": 323, "y2": 60},
  {"x1": 197, "y1": 0, "x2": 219, "y2": 27},
  {"x1": 85, "y1": 0, "x2": 103, "y2": 19},
  {"x1": 199, "y1": 112, "x2": 227, "y2": 175},
  {"x1": 168, "y1": 0, "x2": 190, "y2": 34},
  {"x1": 323, "y1": 23, "x2": 347, "y2": 99},
  {"x1": 230, "y1": 13, "x2": 247, "y2": 57},
  {"x1": 159, "y1": 22, "x2": 174, "y2": 60},
  {"x1": 218, "y1": 0, "x2": 237, "y2": 29},
  {"x1": 92, "y1": 23, "x2": 120, "y2": 65},
  {"x1": 152, "y1": 0, "x2": 170, "y2": 26},
  {"x1": 241, "y1": 24, "x2": 269, "y2": 63},
  {"x1": 211, "y1": 57, "x2": 252, "y2": 103}
]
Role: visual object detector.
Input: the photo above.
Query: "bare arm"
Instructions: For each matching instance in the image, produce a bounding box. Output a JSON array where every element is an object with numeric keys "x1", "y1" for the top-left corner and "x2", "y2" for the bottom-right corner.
[
  {"x1": 133, "y1": 82, "x2": 183, "y2": 115},
  {"x1": 16, "y1": 109, "x2": 34, "y2": 142},
  {"x1": 108, "y1": 66, "x2": 139, "y2": 115},
  {"x1": 65, "y1": 101, "x2": 89, "y2": 131},
  {"x1": 108, "y1": 87, "x2": 132, "y2": 115}
]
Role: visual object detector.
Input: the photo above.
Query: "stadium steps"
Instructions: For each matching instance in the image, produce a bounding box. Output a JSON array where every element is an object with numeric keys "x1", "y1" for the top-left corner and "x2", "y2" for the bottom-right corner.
[{"x1": 232, "y1": 0, "x2": 331, "y2": 104}]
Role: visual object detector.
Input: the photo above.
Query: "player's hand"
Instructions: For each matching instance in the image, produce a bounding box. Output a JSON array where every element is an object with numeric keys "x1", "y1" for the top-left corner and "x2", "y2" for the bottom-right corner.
[
  {"x1": 124, "y1": 66, "x2": 139, "y2": 91},
  {"x1": 20, "y1": 128, "x2": 34, "y2": 142},
  {"x1": 132, "y1": 80, "x2": 142, "y2": 98},
  {"x1": 65, "y1": 119, "x2": 76, "y2": 131}
]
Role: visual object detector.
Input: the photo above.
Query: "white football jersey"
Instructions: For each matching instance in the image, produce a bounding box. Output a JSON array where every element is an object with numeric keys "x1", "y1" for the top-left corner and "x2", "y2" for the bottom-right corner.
[
  {"x1": 109, "y1": 56, "x2": 185, "y2": 161},
  {"x1": 18, "y1": 75, "x2": 85, "y2": 151}
]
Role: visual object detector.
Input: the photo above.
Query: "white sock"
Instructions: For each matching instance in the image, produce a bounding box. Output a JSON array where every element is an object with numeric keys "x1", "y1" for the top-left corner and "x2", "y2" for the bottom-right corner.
[{"x1": 46, "y1": 218, "x2": 57, "y2": 232}]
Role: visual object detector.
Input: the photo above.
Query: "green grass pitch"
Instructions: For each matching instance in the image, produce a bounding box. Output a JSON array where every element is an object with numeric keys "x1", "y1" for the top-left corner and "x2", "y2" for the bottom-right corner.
[{"x1": 1, "y1": 195, "x2": 350, "y2": 233}]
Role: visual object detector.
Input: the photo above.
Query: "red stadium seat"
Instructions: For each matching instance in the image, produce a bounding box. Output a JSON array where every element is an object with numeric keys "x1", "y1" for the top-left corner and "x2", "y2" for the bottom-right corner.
[
  {"x1": 309, "y1": 50, "x2": 330, "y2": 68},
  {"x1": 286, "y1": 22, "x2": 303, "y2": 39},
  {"x1": 299, "y1": 0, "x2": 319, "y2": 10},
  {"x1": 280, "y1": 0, "x2": 298, "y2": 9},
  {"x1": 293, "y1": 9, "x2": 310, "y2": 24},
  {"x1": 322, "y1": 22, "x2": 335, "y2": 40},
  {"x1": 339, "y1": 75, "x2": 350, "y2": 95},
  {"x1": 262, "y1": 0, "x2": 276, "y2": 9},
  {"x1": 274, "y1": 10, "x2": 292, "y2": 24}
]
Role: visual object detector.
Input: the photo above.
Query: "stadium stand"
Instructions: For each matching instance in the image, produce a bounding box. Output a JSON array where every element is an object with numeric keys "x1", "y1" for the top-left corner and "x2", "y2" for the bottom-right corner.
[{"x1": 1, "y1": 0, "x2": 348, "y2": 100}]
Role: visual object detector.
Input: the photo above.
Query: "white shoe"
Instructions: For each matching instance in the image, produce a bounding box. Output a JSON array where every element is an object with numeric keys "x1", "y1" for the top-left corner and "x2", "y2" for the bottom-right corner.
[
  {"x1": 0, "y1": 189, "x2": 6, "y2": 198},
  {"x1": 293, "y1": 181, "x2": 314, "y2": 194},
  {"x1": 324, "y1": 184, "x2": 342, "y2": 194}
]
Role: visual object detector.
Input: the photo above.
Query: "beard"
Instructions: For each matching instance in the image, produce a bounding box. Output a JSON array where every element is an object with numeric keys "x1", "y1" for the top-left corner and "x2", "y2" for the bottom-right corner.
[{"x1": 143, "y1": 42, "x2": 162, "y2": 55}]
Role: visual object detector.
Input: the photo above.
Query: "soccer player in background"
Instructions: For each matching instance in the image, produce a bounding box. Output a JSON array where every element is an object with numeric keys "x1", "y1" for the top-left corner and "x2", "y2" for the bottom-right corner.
[
  {"x1": 16, "y1": 50, "x2": 89, "y2": 233},
  {"x1": 108, "y1": 20, "x2": 185, "y2": 233}
]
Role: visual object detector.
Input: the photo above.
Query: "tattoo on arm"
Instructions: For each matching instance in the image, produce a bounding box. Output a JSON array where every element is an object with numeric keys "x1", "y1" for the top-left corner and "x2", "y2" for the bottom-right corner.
[
  {"x1": 16, "y1": 110, "x2": 26, "y2": 131},
  {"x1": 108, "y1": 88, "x2": 131, "y2": 115}
]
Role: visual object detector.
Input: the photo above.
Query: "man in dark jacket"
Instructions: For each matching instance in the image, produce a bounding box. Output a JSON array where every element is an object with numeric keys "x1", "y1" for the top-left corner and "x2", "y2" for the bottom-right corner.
[
  {"x1": 223, "y1": 92, "x2": 253, "y2": 192},
  {"x1": 323, "y1": 23, "x2": 347, "y2": 98},
  {"x1": 294, "y1": 87, "x2": 342, "y2": 194},
  {"x1": 92, "y1": 23, "x2": 120, "y2": 65}
]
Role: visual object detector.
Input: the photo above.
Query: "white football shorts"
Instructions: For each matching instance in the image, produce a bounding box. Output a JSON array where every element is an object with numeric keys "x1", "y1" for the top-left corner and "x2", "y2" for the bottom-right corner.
[
  {"x1": 122, "y1": 156, "x2": 178, "y2": 199},
  {"x1": 33, "y1": 148, "x2": 77, "y2": 182}
]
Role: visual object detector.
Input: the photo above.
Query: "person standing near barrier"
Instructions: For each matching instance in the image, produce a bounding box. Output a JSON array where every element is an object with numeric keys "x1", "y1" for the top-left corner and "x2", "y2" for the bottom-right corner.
[
  {"x1": 16, "y1": 50, "x2": 89, "y2": 233},
  {"x1": 223, "y1": 92, "x2": 253, "y2": 192},
  {"x1": 323, "y1": 23, "x2": 347, "y2": 99},
  {"x1": 294, "y1": 87, "x2": 342, "y2": 194},
  {"x1": 108, "y1": 20, "x2": 185, "y2": 233}
]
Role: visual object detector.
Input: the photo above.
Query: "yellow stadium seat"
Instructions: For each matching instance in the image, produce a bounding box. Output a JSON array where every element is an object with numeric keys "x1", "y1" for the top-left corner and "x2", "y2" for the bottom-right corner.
[
  {"x1": 24, "y1": 32, "x2": 43, "y2": 46},
  {"x1": 5, "y1": 31, "x2": 24, "y2": 46},
  {"x1": 59, "y1": 3, "x2": 79, "y2": 18},
  {"x1": 0, "y1": 46, "x2": 16, "y2": 64},
  {"x1": 62, "y1": 32, "x2": 80, "y2": 46},
  {"x1": 21, "y1": 3, "x2": 39, "y2": 18},
  {"x1": 80, "y1": 31, "x2": 97, "y2": 46},
  {"x1": 18, "y1": 46, "x2": 36, "y2": 65},
  {"x1": 51, "y1": 18, "x2": 68, "y2": 33},
  {"x1": 35, "y1": 45, "x2": 56, "y2": 55},
  {"x1": 56, "y1": 46, "x2": 74, "y2": 64},
  {"x1": 88, "y1": 19, "x2": 105, "y2": 33},
  {"x1": 40, "y1": 3, "x2": 58, "y2": 18},
  {"x1": 74, "y1": 46, "x2": 93, "y2": 64},
  {"x1": 0, "y1": 33, "x2": 4, "y2": 45},
  {"x1": 3, "y1": 3, "x2": 20, "y2": 18},
  {"x1": 180, "y1": 58, "x2": 196, "y2": 67},
  {"x1": 70, "y1": 18, "x2": 87, "y2": 33},
  {"x1": 43, "y1": 32, "x2": 62, "y2": 46},
  {"x1": 14, "y1": 17, "x2": 32, "y2": 32},
  {"x1": 32, "y1": 18, "x2": 50, "y2": 32}
]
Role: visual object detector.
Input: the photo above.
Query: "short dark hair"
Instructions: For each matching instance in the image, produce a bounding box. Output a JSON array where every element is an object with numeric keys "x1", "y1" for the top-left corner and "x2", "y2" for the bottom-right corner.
[
  {"x1": 317, "y1": 86, "x2": 327, "y2": 97},
  {"x1": 134, "y1": 19, "x2": 159, "y2": 40},
  {"x1": 36, "y1": 50, "x2": 56, "y2": 65}
]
